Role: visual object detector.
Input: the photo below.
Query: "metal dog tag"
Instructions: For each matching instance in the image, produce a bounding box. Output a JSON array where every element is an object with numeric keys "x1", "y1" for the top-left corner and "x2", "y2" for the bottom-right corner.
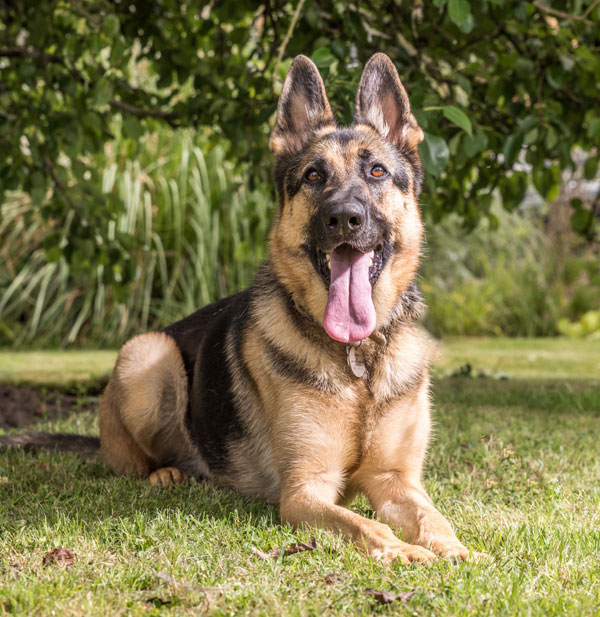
[{"x1": 346, "y1": 343, "x2": 366, "y2": 378}]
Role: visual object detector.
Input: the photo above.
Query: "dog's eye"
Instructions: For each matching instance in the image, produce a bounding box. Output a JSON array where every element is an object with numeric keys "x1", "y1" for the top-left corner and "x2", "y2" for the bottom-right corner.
[
  {"x1": 305, "y1": 168, "x2": 322, "y2": 182},
  {"x1": 370, "y1": 165, "x2": 387, "y2": 178}
]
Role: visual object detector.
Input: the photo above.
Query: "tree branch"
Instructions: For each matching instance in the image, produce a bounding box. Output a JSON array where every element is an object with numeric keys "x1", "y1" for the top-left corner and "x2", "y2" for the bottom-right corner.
[
  {"x1": 532, "y1": 1, "x2": 594, "y2": 25},
  {"x1": 0, "y1": 46, "x2": 62, "y2": 63},
  {"x1": 43, "y1": 158, "x2": 76, "y2": 210},
  {"x1": 0, "y1": 46, "x2": 85, "y2": 83},
  {"x1": 108, "y1": 99, "x2": 179, "y2": 124},
  {"x1": 273, "y1": 0, "x2": 307, "y2": 77},
  {"x1": 583, "y1": 0, "x2": 600, "y2": 18},
  {"x1": 0, "y1": 47, "x2": 181, "y2": 125}
]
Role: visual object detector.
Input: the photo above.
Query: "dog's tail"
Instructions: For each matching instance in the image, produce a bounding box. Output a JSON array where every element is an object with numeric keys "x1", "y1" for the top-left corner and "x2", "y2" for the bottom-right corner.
[{"x1": 0, "y1": 433, "x2": 100, "y2": 460}]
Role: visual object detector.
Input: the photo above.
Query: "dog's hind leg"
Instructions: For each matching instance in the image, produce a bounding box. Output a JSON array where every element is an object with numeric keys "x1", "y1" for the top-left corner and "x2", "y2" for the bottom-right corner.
[
  {"x1": 148, "y1": 466, "x2": 190, "y2": 486},
  {"x1": 99, "y1": 332, "x2": 198, "y2": 485},
  {"x1": 98, "y1": 376, "x2": 153, "y2": 477}
]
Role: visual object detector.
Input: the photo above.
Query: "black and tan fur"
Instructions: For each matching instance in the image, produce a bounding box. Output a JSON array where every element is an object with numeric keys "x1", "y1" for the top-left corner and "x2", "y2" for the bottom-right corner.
[{"x1": 7, "y1": 54, "x2": 477, "y2": 564}]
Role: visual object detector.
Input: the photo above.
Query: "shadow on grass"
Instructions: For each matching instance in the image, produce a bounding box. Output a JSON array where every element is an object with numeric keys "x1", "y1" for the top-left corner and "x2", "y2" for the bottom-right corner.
[
  {"x1": 0, "y1": 452, "x2": 280, "y2": 536},
  {"x1": 433, "y1": 377, "x2": 600, "y2": 414}
]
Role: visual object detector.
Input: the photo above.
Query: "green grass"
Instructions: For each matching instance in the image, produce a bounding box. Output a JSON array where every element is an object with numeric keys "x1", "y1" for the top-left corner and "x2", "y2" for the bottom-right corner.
[
  {"x1": 0, "y1": 337, "x2": 598, "y2": 386},
  {"x1": 0, "y1": 350, "x2": 118, "y2": 387},
  {"x1": 1, "y1": 339, "x2": 599, "y2": 616},
  {"x1": 436, "y1": 337, "x2": 600, "y2": 380}
]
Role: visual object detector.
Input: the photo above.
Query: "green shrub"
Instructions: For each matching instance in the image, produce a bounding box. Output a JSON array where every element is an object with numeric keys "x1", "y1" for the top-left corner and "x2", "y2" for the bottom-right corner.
[
  {"x1": 558, "y1": 311, "x2": 600, "y2": 340},
  {"x1": 1, "y1": 130, "x2": 598, "y2": 347},
  {"x1": 420, "y1": 206, "x2": 598, "y2": 338},
  {"x1": 0, "y1": 130, "x2": 271, "y2": 347}
]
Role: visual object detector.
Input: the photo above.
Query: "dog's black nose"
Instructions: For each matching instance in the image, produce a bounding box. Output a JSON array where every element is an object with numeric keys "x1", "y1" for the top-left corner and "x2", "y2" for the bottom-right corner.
[{"x1": 321, "y1": 201, "x2": 366, "y2": 239}]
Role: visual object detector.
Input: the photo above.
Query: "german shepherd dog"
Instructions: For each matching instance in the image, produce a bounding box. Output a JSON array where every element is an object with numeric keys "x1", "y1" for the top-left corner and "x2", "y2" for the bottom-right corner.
[{"x1": 7, "y1": 54, "x2": 475, "y2": 564}]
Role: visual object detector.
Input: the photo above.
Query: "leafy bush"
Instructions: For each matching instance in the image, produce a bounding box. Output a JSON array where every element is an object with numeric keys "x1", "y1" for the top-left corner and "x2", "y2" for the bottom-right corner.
[
  {"x1": 0, "y1": 130, "x2": 271, "y2": 347},
  {"x1": 1, "y1": 124, "x2": 598, "y2": 347},
  {"x1": 1, "y1": 0, "x2": 599, "y2": 284},
  {"x1": 420, "y1": 205, "x2": 599, "y2": 337},
  {"x1": 558, "y1": 311, "x2": 600, "y2": 339}
]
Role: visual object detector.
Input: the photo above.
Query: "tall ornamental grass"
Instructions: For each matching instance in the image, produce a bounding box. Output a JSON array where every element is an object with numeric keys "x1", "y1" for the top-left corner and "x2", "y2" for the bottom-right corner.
[{"x1": 0, "y1": 131, "x2": 272, "y2": 347}]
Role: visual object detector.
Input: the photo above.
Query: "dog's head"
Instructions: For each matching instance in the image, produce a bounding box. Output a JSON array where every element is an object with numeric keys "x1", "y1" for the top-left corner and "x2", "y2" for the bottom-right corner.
[{"x1": 268, "y1": 53, "x2": 424, "y2": 343}]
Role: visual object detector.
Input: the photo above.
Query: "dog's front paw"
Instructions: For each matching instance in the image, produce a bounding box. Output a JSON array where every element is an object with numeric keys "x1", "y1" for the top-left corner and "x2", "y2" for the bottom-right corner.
[
  {"x1": 373, "y1": 541, "x2": 437, "y2": 566},
  {"x1": 428, "y1": 539, "x2": 487, "y2": 562},
  {"x1": 366, "y1": 526, "x2": 437, "y2": 565}
]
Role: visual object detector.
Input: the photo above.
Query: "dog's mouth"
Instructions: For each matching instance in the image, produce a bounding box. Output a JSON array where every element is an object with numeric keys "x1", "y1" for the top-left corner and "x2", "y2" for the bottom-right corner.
[
  {"x1": 315, "y1": 242, "x2": 386, "y2": 344},
  {"x1": 317, "y1": 243, "x2": 385, "y2": 289}
]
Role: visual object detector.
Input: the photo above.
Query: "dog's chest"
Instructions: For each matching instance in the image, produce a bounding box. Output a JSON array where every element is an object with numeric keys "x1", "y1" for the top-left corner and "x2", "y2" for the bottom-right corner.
[
  {"x1": 338, "y1": 341, "x2": 429, "y2": 459},
  {"x1": 348, "y1": 335, "x2": 426, "y2": 400}
]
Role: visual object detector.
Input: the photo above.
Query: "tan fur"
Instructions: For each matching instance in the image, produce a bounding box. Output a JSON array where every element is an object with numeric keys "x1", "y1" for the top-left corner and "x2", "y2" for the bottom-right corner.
[
  {"x1": 99, "y1": 332, "x2": 210, "y2": 479},
  {"x1": 269, "y1": 123, "x2": 424, "y2": 334},
  {"x1": 149, "y1": 467, "x2": 190, "y2": 487}
]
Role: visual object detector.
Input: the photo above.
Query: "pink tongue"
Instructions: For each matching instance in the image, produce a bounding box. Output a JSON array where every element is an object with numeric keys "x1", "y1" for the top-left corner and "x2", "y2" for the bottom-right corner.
[{"x1": 323, "y1": 246, "x2": 376, "y2": 343}]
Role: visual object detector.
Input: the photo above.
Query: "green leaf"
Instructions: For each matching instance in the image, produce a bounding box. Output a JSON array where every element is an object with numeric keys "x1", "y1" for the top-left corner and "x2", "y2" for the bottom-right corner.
[
  {"x1": 30, "y1": 170, "x2": 46, "y2": 205},
  {"x1": 103, "y1": 14, "x2": 120, "y2": 38},
  {"x1": 443, "y1": 106, "x2": 472, "y2": 135},
  {"x1": 518, "y1": 115, "x2": 539, "y2": 133},
  {"x1": 420, "y1": 133, "x2": 449, "y2": 177},
  {"x1": 544, "y1": 126, "x2": 558, "y2": 150},
  {"x1": 584, "y1": 155, "x2": 598, "y2": 180},
  {"x1": 311, "y1": 48, "x2": 336, "y2": 70},
  {"x1": 448, "y1": 0, "x2": 471, "y2": 27},
  {"x1": 546, "y1": 66, "x2": 565, "y2": 89},
  {"x1": 463, "y1": 130, "x2": 488, "y2": 157},
  {"x1": 500, "y1": 172, "x2": 528, "y2": 210},
  {"x1": 122, "y1": 117, "x2": 143, "y2": 140},
  {"x1": 587, "y1": 118, "x2": 600, "y2": 139},
  {"x1": 532, "y1": 165, "x2": 559, "y2": 201},
  {"x1": 503, "y1": 133, "x2": 524, "y2": 166},
  {"x1": 571, "y1": 205, "x2": 594, "y2": 235},
  {"x1": 515, "y1": 58, "x2": 535, "y2": 78},
  {"x1": 45, "y1": 246, "x2": 63, "y2": 262},
  {"x1": 457, "y1": 12, "x2": 475, "y2": 33},
  {"x1": 92, "y1": 77, "x2": 113, "y2": 107}
]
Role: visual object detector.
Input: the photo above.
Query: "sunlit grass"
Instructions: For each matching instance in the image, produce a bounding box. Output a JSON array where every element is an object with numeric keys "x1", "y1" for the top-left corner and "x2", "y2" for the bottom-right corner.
[
  {"x1": 0, "y1": 338, "x2": 598, "y2": 386},
  {"x1": 0, "y1": 340, "x2": 599, "y2": 616}
]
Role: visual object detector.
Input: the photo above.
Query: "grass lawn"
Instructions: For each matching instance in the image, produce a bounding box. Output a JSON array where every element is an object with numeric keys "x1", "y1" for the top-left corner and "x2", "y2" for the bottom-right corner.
[
  {"x1": 0, "y1": 339, "x2": 599, "y2": 616},
  {"x1": 0, "y1": 350, "x2": 118, "y2": 387}
]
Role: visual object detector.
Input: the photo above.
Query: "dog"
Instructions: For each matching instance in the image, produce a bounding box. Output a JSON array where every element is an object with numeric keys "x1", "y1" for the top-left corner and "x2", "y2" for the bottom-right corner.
[
  {"x1": 6, "y1": 53, "x2": 475, "y2": 564},
  {"x1": 98, "y1": 53, "x2": 475, "y2": 564}
]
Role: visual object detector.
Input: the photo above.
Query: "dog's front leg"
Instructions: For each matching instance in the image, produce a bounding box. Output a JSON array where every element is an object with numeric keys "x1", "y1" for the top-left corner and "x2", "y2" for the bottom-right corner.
[
  {"x1": 270, "y1": 394, "x2": 435, "y2": 565},
  {"x1": 279, "y1": 477, "x2": 436, "y2": 565},
  {"x1": 356, "y1": 379, "x2": 476, "y2": 560},
  {"x1": 363, "y1": 473, "x2": 471, "y2": 560}
]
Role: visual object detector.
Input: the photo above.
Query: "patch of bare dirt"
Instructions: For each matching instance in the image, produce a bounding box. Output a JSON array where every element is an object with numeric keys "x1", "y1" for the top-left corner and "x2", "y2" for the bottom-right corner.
[{"x1": 0, "y1": 385, "x2": 96, "y2": 429}]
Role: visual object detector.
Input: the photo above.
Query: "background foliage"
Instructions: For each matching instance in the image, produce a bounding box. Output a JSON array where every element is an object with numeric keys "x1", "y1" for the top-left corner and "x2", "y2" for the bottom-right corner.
[{"x1": 1, "y1": 0, "x2": 599, "y2": 346}]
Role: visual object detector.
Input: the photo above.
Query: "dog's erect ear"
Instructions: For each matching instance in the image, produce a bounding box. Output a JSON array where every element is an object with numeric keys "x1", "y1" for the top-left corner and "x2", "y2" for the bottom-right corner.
[
  {"x1": 354, "y1": 53, "x2": 423, "y2": 150},
  {"x1": 269, "y1": 56, "x2": 335, "y2": 156}
]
